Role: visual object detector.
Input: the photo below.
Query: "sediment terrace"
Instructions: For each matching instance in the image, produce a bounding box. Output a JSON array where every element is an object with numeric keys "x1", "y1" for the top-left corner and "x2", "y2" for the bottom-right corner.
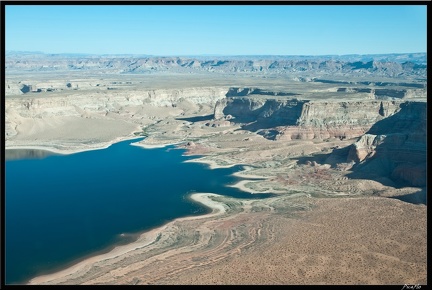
[{"x1": 5, "y1": 53, "x2": 427, "y2": 285}]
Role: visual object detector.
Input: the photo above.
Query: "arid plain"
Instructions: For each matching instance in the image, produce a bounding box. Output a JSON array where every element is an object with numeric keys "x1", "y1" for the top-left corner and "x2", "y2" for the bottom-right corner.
[{"x1": 5, "y1": 53, "x2": 427, "y2": 285}]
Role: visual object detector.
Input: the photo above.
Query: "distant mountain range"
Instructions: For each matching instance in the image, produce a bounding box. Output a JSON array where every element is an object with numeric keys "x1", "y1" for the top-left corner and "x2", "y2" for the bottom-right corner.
[
  {"x1": 6, "y1": 51, "x2": 426, "y2": 62},
  {"x1": 5, "y1": 51, "x2": 427, "y2": 77}
]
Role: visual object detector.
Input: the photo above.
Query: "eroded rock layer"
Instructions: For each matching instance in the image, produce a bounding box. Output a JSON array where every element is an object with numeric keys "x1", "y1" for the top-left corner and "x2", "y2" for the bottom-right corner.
[
  {"x1": 346, "y1": 101, "x2": 427, "y2": 187},
  {"x1": 215, "y1": 98, "x2": 405, "y2": 140}
]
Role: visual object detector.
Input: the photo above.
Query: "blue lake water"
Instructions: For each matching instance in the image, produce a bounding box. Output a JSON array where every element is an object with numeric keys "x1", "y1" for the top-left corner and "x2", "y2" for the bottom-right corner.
[{"x1": 5, "y1": 138, "x2": 273, "y2": 284}]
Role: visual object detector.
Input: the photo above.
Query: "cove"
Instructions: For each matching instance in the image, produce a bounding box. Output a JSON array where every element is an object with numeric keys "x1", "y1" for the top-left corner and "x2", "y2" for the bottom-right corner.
[{"x1": 5, "y1": 138, "x2": 273, "y2": 285}]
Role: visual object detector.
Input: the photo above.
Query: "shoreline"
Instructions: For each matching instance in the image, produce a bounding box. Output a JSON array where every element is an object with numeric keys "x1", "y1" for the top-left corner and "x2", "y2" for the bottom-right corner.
[
  {"x1": 183, "y1": 158, "x2": 277, "y2": 194},
  {"x1": 27, "y1": 193, "x2": 227, "y2": 285},
  {"x1": 5, "y1": 144, "x2": 112, "y2": 155},
  {"x1": 8, "y1": 136, "x2": 247, "y2": 285},
  {"x1": 183, "y1": 157, "x2": 238, "y2": 170},
  {"x1": 130, "y1": 140, "x2": 183, "y2": 149},
  {"x1": 228, "y1": 180, "x2": 281, "y2": 194},
  {"x1": 5, "y1": 136, "x2": 149, "y2": 156}
]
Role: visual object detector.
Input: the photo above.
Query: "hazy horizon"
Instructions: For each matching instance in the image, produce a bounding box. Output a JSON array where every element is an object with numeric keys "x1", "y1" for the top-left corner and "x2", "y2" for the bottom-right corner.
[{"x1": 5, "y1": 50, "x2": 427, "y2": 57}]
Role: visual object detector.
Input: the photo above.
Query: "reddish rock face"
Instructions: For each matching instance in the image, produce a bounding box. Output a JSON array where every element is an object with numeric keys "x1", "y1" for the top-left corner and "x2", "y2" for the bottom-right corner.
[
  {"x1": 217, "y1": 96, "x2": 426, "y2": 187},
  {"x1": 216, "y1": 98, "x2": 404, "y2": 141},
  {"x1": 276, "y1": 125, "x2": 371, "y2": 141}
]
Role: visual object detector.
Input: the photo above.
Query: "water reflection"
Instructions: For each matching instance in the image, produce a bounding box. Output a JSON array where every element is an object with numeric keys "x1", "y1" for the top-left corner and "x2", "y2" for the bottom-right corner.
[{"x1": 5, "y1": 149, "x2": 59, "y2": 161}]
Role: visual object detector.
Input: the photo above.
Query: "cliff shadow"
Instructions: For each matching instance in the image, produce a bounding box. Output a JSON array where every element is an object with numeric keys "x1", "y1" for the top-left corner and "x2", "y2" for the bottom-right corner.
[
  {"x1": 390, "y1": 188, "x2": 427, "y2": 205},
  {"x1": 293, "y1": 145, "x2": 352, "y2": 168},
  {"x1": 367, "y1": 101, "x2": 426, "y2": 135},
  {"x1": 291, "y1": 100, "x2": 427, "y2": 189},
  {"x1": 294, "y1": 152, "x2": 335, "y2": 166},
  {"x1": 346, "y1": 101, "x2": 426, "y2": 188},
  {"x1": 225, "y1": 87, "x2": 300, "y2": 98},
  {"x1": 224, "y1": 99, "x2": 304, "y2": 133},
  {"x1": 176, "y1": 114, "x2": 214, "y2": 123}
]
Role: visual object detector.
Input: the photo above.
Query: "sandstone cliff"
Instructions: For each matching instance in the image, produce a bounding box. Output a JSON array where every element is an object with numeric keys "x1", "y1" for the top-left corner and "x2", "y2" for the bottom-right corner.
[
  {"x1": 5, "y1": 87, "x2": 228, "y2": 140},
  {"x1": 215, "y1": 96, "x2": 404, "y2": 141},
  {"x1": 214, "y1": 94, "x2": 426, "y2": 187},
  {"x1": 346, "y1": 101, "x2": 427, "y2": 187}
]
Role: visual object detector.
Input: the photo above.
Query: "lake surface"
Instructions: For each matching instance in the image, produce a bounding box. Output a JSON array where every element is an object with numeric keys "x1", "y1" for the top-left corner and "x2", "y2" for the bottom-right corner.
[{"x1": 5, "y1": 138, "x2": 272, "y2": 284}]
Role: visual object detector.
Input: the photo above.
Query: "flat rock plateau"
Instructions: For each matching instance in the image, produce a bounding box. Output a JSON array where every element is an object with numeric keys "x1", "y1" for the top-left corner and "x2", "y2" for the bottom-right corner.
[{"x1": 5, "y1": 52, "x2": 427, "y2": 285}]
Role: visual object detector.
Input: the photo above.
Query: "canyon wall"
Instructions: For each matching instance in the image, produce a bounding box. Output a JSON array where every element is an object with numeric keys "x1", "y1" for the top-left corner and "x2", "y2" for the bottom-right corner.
[
  {"x1": 346, "y1": 101, "x2": 427, "y2": 187},
  {"x1": 214, "y1": 95, "x2": 426, "y2": 187},
  {"x1": 5, "y1": 87, "x2": 228, "y2": 139},
  {"x1": 215, "y1": 96, "x2": 405, "y2": 140},
  {"x1": 6, "y1": 87, "x2": 227, "y2": 115}
]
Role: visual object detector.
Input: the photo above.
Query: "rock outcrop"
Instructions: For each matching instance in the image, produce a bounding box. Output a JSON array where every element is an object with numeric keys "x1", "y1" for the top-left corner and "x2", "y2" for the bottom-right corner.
[
  {"x1": 215, "y1": 97, "x2": 404, "y2": 140},
  {"x1": 215, "y1": 97, "x2": 305, "y2": 128},
  {"x1": 345, "y1": 101, "x2": 427, "y2": 187},
  {"x1": 6, "y1": 87, "x2": 227, "y2": 116},
  {"x1": 214, "y1": 94, "x2": 426, "y2": 187},
  {"x1": 5, "y1": 87, "x2": 228, "y2": 141}
]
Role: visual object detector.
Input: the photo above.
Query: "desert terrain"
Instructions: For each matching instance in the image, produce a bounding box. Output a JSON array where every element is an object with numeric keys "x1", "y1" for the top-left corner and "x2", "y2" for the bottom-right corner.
[{"x1": 5, "y1": 52, "x2": 427, "y2": 285}]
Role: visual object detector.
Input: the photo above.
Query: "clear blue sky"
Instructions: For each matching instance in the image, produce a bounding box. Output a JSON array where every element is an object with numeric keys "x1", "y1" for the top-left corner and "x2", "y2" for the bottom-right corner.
[{"x1": 5, "y1": 4, "x2": 427, "y2": 56}]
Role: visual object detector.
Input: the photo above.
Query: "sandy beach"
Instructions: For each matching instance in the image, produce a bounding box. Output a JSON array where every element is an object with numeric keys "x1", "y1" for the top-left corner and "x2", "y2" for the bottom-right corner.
[
  {"x1": 27, "y1": 193, "x2": 227, "y2": 285},
  {"x1": 26, "y1": 193, "x2": 426, "y2": 285}
]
